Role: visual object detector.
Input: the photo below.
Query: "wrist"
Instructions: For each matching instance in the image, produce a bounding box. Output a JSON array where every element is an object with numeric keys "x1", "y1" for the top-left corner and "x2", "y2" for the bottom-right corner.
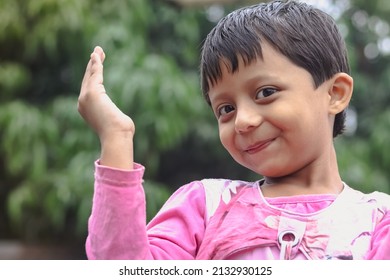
[{"x1": 100, "y1": 132, "x2": 134, "y2": 170}]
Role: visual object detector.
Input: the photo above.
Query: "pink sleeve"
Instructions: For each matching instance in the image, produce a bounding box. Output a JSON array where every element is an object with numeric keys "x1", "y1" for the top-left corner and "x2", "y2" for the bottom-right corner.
[
  {"x1": 364, "y1": 211, "x2": 390, "y2": 260},
  {"x1": 85, "y1": 161, "x2": 206, "y2": 260}
]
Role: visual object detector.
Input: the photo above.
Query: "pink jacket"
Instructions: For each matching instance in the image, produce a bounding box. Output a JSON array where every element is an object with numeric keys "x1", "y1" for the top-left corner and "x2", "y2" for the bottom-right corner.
[{"x1": 86, "y1": 161, "x2": 390, "y2": 260}]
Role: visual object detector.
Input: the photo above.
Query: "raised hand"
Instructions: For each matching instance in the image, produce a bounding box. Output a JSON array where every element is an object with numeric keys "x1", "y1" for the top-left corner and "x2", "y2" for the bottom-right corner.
[{"x1": 78, "y1": 46, "x2": 134, "y2": 169}]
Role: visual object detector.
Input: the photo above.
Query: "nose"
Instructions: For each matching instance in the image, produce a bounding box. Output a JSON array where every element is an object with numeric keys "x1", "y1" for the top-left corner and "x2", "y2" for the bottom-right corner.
[{"x1": 234, "y1": 103, "x2": 263, "y2": 134}]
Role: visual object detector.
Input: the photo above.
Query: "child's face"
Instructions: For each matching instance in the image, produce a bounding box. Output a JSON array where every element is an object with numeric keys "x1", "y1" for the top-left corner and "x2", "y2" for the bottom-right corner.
[{"x1": 208, "y1": 43, "x2": 335, "y2": 178}]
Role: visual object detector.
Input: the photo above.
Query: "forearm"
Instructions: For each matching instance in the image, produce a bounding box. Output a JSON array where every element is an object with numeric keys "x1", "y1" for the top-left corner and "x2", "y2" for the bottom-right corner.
[
  {"x1": 86, "y1": 163, "x2": 207, "y2": 260},
  {"x1": 86, "y1": 162, "x2": 150, "y2": 260}
]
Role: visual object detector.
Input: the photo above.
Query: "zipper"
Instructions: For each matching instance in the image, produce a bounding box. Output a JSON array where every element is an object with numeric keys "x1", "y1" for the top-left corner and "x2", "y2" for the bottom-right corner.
[{"x1": 278, "y1": 230, "x2": 299, "y2": 260}]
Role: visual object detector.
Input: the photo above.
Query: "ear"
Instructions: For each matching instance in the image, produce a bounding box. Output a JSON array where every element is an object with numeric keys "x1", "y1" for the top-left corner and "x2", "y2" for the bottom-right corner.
[{"x1": 327, "y1": 73, "x2": 353, "y2": 115}]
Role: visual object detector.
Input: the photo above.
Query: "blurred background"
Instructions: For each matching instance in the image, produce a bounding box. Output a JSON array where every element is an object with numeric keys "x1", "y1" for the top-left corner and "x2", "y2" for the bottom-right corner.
[{"x1": 0, "y1": 0, "x2": 389, "y2": 259}]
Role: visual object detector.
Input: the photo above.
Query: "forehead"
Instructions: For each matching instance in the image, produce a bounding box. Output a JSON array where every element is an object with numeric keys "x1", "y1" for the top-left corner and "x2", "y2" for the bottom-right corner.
[
  {"x1": 208, "y1": 43, "x2": 315, "y2": 100},
  {"x1": 210, "y1": 42, "x2": 287, "y2": 85}
]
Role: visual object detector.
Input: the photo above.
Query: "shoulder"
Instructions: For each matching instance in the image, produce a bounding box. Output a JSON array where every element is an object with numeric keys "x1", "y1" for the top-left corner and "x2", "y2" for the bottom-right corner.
[
  {"x1": 165, "y1": 178, "x2": 259, "y2": 222},
  {"x1": 343, "y1": 184, "x2": 390, "y2": 214},
  {"x1": 172, "y1": 178, "x2": 255, "y2": 203},
  {"x1": 201, "y1": 178, "x2": 257, "y2": 200},
  {"x1": 367, "y1": 190, "x2": 390, "y2": 214},
  {"x1": 200, "y1": 178, "x2": 259, "y2": 220}
]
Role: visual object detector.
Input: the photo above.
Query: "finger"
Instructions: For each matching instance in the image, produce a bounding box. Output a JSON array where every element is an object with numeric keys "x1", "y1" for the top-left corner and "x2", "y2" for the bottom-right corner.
[
  {"x1": 82, "y1": 46, "x2": 104, "y2": 87},
  {"x1": 89, "y1": 52, "x2": 105, "y2": 90},
  {"x1": 90, "y1": 52, "x2": 103, "y2": 76},
  {"x1": 94, "y1": 46, "x2": 106, "y2": 64},
  {"x1": 80, "y1": 59, "x2": 93, "y2": 93},
  {"x1": 80, "y1": 49, "x2": 106, "y2": 98},
  {"x1": 80, "y1": 46, "x2": 99, "y2": 94}
]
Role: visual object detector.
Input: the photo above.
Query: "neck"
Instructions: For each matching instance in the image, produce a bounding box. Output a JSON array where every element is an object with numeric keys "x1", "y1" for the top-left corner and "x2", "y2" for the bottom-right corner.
[{"x1": 261, "y1": 146, "x2": 343, "y2": 197}]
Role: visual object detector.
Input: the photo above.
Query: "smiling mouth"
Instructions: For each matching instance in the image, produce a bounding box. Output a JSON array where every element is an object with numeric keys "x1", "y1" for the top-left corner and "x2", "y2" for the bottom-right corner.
[{"x1": 245, "y1": 139, "x2": 274, "y2": 154}]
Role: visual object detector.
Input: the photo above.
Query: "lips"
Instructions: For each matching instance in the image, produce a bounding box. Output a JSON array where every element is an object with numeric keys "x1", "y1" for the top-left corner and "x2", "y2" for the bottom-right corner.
[{"x1": 245, "y1": 138, "x2": 274, "y2": 154}]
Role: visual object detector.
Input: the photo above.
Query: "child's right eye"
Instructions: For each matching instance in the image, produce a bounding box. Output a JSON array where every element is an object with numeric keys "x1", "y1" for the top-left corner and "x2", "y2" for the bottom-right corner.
[{"x1": 218, "y1": 104, "x2": 235, "y2": 117}]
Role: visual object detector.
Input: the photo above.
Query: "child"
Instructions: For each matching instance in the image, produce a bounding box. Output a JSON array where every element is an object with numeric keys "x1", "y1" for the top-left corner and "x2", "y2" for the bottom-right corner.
[{"x1": 78, "y1": 0, "x2": 390, "y2": 259}]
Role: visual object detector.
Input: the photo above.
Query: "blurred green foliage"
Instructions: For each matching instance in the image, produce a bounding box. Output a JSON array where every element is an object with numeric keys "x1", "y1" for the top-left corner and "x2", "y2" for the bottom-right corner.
[{"x1": 0, "y1": 0, "x2": 389, "y2": 248}]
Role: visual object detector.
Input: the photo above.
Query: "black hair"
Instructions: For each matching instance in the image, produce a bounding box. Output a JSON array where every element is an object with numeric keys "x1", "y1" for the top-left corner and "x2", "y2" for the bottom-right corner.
[{"x1": 200, "y1": 0, "x2": 350, "y2": 137}]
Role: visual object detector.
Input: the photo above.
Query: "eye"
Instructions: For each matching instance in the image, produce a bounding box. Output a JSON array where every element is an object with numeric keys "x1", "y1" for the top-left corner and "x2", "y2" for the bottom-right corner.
[
  {"x1": 217, "y1": 104, "x2": 235, "y2": 117},
  {"x1": 256, "y1": 87, "x2": 278, "y2": 99}
]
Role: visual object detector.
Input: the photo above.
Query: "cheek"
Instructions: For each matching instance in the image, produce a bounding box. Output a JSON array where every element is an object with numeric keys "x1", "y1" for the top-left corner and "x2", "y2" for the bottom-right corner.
[
  {"x1": 272, "y1": 101, "x2": 315, "y2": 132},
  {"x1": 219, "y1": 125, "x2": 234, "y2": 152}
]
